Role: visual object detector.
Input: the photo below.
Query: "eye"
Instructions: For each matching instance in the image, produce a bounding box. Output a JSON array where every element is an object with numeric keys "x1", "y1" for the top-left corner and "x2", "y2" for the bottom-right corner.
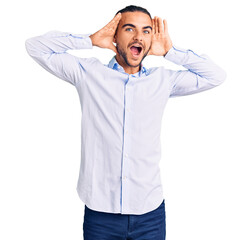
[
  {"x1": 144, "y1": 30, "x2": 150, "y2": 34},
  {"x1": 126, "y1": 28, "x2": 133, "y2": 32}
]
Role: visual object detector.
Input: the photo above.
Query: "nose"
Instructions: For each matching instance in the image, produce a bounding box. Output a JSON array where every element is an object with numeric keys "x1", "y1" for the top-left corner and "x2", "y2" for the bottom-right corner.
[{"x1": 133, "y1": 30, "x2": 143, "y2": 41}]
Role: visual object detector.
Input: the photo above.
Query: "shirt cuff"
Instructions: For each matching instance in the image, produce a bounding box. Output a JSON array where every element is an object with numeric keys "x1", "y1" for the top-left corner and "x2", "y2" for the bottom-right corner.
[
  {"x1": 164, "y1": 45, "x2": 208, "y2": 66},
  {"x1": 70, "y1": 33, "x2": 93, "y2": 49},
  {"x1": 164, "y1": 45, "x2": 189, "y2": 65},
  {"x1": 43, "y1": 31, "x2": 93, "y2": 50}
]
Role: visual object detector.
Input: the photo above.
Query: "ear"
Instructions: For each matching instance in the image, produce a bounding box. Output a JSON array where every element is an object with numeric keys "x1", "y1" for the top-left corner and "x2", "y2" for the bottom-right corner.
[{"x1": 113, "y1": 35, "x2": 117, "y2": 44}]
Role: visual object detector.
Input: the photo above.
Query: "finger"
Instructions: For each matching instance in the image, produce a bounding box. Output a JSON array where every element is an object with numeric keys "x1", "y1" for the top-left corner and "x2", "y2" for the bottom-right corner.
[
  {"x1": 158, "y1": 17, "x2": 164, "y2": 33},
  {"x1": 163, "y1": 19, "x2": 168, "y2": 35},
  {"x1": 155, "y1": 16, "x2": 158, "y2": 33},
  {"x1": 106, "y1": 13, "x2": 121, "y2": 29},
  {"x1": 111, "y1": 12, "x2": 122, "y2": 24},
  {"x1": 152, "y1": 19, "x2": 156, "y2": 34},
  {"x1": 109, "y1": 43, "x2": 118, "y2": 55}
]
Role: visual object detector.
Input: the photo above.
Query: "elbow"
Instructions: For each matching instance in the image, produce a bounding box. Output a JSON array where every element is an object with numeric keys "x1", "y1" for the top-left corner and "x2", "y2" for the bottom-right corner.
[
  {"x1": 25, "y1": 37, "x2": 41, "y2": 58},
  {"x1": 25, "y1": 38, "x2": 33, "y2": 56},
  {"x1": 219, "y1": 68, "x2": 227, "y2": 84},
  {"x1": 213, "y1": 67, "x2": 227, "y2": 86}
]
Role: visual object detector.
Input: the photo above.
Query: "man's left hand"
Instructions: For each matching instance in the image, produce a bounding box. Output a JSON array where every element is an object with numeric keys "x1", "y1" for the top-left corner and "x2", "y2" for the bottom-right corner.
[{"x1": 148, "y1": 16, "x2": 173, "y2": 56}]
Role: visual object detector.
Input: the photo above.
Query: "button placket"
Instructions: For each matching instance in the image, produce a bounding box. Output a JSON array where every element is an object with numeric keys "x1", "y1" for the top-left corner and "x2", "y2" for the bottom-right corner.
[{"x1": 121, "y1": 77, "x2": 133, "y2": 213}]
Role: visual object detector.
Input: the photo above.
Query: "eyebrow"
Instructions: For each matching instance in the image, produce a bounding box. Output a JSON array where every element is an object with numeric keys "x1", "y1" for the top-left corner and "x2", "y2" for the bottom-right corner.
[{"x1": 122, "y1": 23, "x2": 152, "y2": 31}]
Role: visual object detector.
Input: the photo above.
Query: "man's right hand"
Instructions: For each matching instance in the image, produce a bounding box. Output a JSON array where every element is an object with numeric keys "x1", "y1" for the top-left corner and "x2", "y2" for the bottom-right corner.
[{"x1": 90, "y1": 13, "x2": 121, "y2": 55}]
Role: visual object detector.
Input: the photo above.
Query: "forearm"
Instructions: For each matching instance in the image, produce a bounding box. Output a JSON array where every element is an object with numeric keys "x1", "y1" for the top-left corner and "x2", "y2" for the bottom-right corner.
[
  {"x1": 25, "y1": 30, "x2": 93, "y2": 57},
  {"x1": 164, "y1": 45, "x2": 227, "y2": 97},
  {"x1": 165, "y1": 45, "x2": 227, "y2": 84},
  {"x1": 25, "y1": 30, "x2": 94, "y2": 86}
]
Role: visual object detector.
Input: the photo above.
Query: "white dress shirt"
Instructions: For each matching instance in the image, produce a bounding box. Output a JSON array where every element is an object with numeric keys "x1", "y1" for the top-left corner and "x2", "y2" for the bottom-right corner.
[{"x1": 25, "y1": 30, "x2": 226, "y2": 215}]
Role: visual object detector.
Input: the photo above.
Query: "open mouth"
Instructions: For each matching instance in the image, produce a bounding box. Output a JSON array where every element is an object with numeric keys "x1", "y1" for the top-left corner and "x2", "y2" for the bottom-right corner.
[{"x1": 130, "y1": 45, "x2": 142, "y2": 57}]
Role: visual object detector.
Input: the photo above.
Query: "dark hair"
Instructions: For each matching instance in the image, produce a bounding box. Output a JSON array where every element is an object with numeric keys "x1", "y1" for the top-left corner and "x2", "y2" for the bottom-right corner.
[{"x1": 115, "y1": 5, "x2": 152, "y2": 20}]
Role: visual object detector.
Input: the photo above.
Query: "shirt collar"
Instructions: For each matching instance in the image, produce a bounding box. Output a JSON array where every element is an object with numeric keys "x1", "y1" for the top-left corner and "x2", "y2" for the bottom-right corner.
[{"x1": 107, "y1": 55, "x2": 148, "y2": 77}]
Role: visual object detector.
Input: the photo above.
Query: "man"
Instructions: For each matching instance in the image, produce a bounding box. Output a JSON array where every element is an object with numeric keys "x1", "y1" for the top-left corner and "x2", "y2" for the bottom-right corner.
[{"x1": 25, "y1": 5, "x2": 226, "y2": 240}]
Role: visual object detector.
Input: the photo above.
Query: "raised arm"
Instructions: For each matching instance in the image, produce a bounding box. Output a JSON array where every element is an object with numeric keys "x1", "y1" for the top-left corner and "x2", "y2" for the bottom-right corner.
[
  {"x1": 25, "y1": 13, "x2": 121, "y2": 86},
  {"x1": 25, "y1": 30, "x2": 94, "y2": 86},
  {"x1": 164, "y1": 45, "x2": 226, "y2": 97},
  {"x1": 148, "y1": 16, "x2": 227, "y2": 97}
]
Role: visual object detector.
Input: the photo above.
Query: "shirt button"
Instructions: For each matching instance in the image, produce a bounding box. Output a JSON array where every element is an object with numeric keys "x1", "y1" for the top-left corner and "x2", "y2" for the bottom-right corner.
[
  {"x1": 123, "y1": 176, "x2": 127, "y2": 180},
  {"x1": 125, "y1": 153, "x2": 128, "y2": 157},
  {"x1": 125, "y1": 130, "x2": 128, "y2": 134}
]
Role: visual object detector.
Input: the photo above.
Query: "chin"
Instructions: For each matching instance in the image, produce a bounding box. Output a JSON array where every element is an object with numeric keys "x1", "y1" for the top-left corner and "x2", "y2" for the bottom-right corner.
[
  {"x1": 129, "y1": 55, "x2": 143, "y2": 64},
  {"x1": 128, "y1": 59, "x2": 141, "y2": 67}
]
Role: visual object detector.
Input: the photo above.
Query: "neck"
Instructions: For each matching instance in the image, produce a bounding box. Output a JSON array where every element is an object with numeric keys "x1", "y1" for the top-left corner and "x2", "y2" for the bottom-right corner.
[{"x1": 115, "y1": 54, "x2": 141, "y2": 75}]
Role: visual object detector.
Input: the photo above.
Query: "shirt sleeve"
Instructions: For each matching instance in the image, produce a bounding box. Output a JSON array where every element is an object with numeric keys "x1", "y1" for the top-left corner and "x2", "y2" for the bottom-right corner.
[
  {"x1": 25, "y1": 30, "x2": 93, "y2": 86},
  {"x1": 164, "y1": 45, "x2": 227, "y2": 97}
]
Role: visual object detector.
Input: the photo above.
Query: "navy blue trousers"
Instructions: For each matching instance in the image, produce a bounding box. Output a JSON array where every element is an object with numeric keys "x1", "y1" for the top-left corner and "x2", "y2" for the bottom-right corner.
[{"x1": 83, "y1": 199, "x2": 166, "y2": 240}]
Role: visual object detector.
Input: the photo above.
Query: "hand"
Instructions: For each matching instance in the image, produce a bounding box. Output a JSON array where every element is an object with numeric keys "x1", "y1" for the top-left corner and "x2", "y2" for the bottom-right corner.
[
  {"x1": 90, "y1": 13, "x2": 121, "y2": 54},
  {"x1": 148, "y1": 16, "x2": 173, "y2": 56}
]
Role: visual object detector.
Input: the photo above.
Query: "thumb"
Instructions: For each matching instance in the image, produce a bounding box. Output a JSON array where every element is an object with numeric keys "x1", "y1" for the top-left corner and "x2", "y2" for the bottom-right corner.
[{"x1": 109, "y1": 43, "x2": 118, "y2": 55}]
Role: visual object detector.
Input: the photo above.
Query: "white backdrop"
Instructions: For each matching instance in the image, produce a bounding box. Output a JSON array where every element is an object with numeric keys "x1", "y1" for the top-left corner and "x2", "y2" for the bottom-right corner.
[{"x1": 1, "y1": 0, "x2": 251, "y2": 239}]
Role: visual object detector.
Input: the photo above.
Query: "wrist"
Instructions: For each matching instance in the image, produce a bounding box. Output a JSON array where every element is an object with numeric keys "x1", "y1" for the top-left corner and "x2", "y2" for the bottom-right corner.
[
  {"x1": 163, "y1": 45, "x2": 172, "y2": 56},
  {"x1": 89, "y1": 34, "x2": 97, "y2": 47}
]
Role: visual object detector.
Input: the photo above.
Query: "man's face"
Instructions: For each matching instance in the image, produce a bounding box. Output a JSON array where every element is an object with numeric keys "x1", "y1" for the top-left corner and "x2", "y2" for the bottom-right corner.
[{"x1": 113, "y1": 11, "x2": 153, "y2": 68}]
